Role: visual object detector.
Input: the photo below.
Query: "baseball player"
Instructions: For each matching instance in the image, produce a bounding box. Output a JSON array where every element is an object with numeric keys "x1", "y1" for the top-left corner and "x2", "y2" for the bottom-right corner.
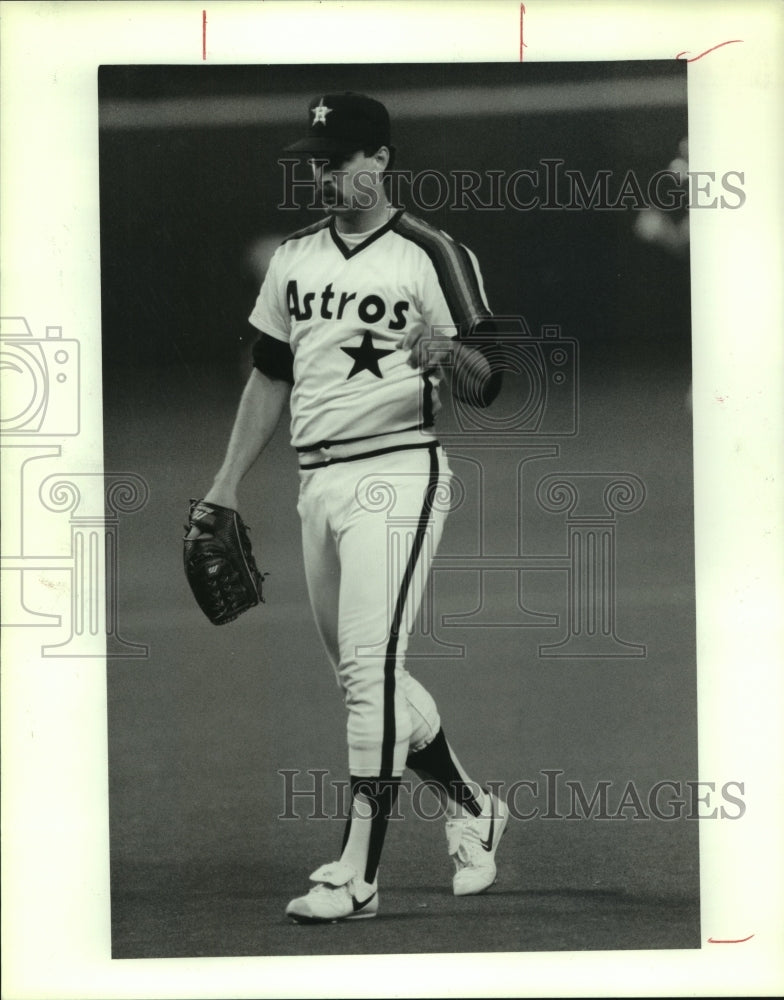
[{"x1": 199, "y1": 93, "x2": 508, "y2": 923}]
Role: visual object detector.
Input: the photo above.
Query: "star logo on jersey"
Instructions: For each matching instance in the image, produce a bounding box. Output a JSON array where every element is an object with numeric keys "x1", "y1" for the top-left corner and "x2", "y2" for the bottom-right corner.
[
  {"x1": 311, "y1": 99, "x2": 332, "y2": 126},
  {"x1": 341, "y1": 331, "x2": 394, "y2": 380}
]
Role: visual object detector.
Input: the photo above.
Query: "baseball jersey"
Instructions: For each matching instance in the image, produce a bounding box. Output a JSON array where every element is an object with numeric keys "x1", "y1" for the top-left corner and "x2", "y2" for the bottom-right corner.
[{"x1": 249, "y1": 209, "x2": 495, "y2": 450}]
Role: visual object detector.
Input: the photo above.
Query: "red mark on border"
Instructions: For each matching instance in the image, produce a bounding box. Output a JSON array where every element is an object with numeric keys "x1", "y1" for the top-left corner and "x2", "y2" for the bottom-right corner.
[
  {"x1": 676, "y1": 39, "x2": 743, "y2": 62},
  {"x1": 202, "y1": 10, "x2": 207, "y2": 61},
  {"x1": 708, "y1": 934, "x2": 755, "y2": 943},
  {"x1": 520, "y1": 4, "x2": 527, "y2": 61}
]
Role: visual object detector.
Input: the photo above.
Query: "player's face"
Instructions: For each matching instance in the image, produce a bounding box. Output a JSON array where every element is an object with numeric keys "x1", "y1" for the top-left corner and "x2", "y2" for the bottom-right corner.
[{"x1": 310, "y1": 148, "x2": 387, "y2": 216}]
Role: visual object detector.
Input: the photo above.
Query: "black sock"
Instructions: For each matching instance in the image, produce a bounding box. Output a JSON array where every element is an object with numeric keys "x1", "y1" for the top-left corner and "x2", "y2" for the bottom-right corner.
[
  {"x1": 341, "y1": 776, "x2": 401, "y2": 884},
  {"x1": 405, "y1": 727, "x2": 483, "y2": 818}
]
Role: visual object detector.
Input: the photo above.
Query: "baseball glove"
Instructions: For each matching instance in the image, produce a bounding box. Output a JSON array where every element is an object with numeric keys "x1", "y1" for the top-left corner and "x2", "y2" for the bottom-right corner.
[{"x1": 183, "y1": 499, "x2": 266, "y2": 625}]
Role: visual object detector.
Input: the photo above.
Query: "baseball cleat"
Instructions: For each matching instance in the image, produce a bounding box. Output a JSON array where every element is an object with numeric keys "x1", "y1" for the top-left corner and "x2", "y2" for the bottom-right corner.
[
  {"x1": 446, "y1": 793, "x2": 509, "y2": 896},
  {"x1": 285, "y1": 861, "x2": 379, "y2": 923}
]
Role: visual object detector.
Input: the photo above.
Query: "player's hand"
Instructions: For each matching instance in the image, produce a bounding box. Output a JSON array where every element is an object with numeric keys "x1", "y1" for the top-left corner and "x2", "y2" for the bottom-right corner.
[
  {"x1": 186, "y1": 483, "x2": 240, "y2": 538},
  {"x1": 400, "y1": 327, "x2": 456, "y2": 370}
]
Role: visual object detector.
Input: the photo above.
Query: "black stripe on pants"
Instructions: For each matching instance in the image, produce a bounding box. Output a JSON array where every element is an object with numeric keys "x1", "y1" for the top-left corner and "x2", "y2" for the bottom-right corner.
[{"x1": 380, "y1": 443, "x2": 440, "y2": 779}]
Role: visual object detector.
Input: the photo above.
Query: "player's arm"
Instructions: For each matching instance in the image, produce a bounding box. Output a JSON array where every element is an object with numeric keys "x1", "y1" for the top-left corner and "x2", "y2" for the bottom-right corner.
[
  {"x1": 201, "y1": 245, "x2": 294, "y2": 511},
  {"x1": 403, "y1": 237, "x2": 503, "y2": 407},
  {"x1": 202, "y1": 368, "x2": 291, "y2": 511}
]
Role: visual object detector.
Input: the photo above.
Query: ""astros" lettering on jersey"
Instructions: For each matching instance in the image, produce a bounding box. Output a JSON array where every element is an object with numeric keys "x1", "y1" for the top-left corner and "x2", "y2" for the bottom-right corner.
[{"x1": 286, "y1": 279, "x2": 410, "y2": 330}]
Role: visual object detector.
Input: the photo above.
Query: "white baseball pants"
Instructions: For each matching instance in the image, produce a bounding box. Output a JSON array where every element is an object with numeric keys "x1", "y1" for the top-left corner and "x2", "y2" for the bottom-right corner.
[{"x1": 297, "y1": 443, "x2": 451, "y2": 778}]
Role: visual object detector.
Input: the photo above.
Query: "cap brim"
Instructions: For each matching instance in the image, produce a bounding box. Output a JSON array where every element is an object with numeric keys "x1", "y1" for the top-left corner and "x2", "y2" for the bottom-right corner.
[{"x1": 284, "y1": 136, "x2": 356, "y2": 154}]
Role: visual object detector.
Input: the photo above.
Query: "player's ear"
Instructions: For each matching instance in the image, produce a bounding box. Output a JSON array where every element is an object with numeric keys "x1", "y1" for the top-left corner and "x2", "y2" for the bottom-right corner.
[{"x1": 373, "y1": 145, "x2": 391, "y2": 173}]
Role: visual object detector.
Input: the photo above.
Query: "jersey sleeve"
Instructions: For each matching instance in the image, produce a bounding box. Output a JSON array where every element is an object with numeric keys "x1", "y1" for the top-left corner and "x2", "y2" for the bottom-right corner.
[
  {"x1": 248, "y1": 247, "x2": 290, "y2": 343},
  {"x1": 251, "y1": 330, "x2": 294, "y2": 384},
  {"x1": 248, "y1": 246, "x2": 295, "y2": 384},
  {"x1": 418, "y1": 238, "x2": 503, "y2": 406},
  {"x1": 418, "y1": 238, "x2": 500, "y2": 338}
]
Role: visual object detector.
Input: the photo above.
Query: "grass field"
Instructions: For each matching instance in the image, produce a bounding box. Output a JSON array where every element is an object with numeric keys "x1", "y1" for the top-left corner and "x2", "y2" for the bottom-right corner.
[{"x1": 105, "y1": 337, "x2": 700, "y2": 958}]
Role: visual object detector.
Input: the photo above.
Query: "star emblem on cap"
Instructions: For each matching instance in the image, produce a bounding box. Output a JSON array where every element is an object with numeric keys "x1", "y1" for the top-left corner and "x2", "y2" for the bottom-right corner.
[{"x1": 311, "y1": 98, "x2": 332, "y2": 126}]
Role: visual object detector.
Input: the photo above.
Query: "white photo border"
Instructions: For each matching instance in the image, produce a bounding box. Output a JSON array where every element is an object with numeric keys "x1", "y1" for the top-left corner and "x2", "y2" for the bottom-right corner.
[{"x1": 1, "y1": 1, "x2": 782, "y2": 998}]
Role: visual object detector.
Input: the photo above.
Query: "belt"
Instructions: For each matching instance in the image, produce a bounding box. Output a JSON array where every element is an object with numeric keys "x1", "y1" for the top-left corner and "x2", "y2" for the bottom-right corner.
[{"x1": 297, "y1": 429, "x2": 438, "y2": 470}]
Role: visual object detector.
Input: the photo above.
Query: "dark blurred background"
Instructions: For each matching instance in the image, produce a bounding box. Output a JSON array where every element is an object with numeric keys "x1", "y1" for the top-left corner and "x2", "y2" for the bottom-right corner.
[
  {"x1": 100, "y1": 61, "x2": 698, "y2": 959},
  {"x1": 99, "y1": 61, "x2": 690, "y2": 377}
]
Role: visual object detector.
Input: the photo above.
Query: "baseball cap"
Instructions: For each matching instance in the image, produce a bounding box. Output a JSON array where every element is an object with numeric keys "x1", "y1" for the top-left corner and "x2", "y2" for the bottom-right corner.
[{"x1": 285, "y1": 92, "x2": 392, "y2": 155}]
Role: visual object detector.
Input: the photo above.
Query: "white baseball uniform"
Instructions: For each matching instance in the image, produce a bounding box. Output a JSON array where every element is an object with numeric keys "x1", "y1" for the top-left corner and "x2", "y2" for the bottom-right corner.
[{"x1": 249, "y1": 208, "x2": 493, "y2": 779}]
